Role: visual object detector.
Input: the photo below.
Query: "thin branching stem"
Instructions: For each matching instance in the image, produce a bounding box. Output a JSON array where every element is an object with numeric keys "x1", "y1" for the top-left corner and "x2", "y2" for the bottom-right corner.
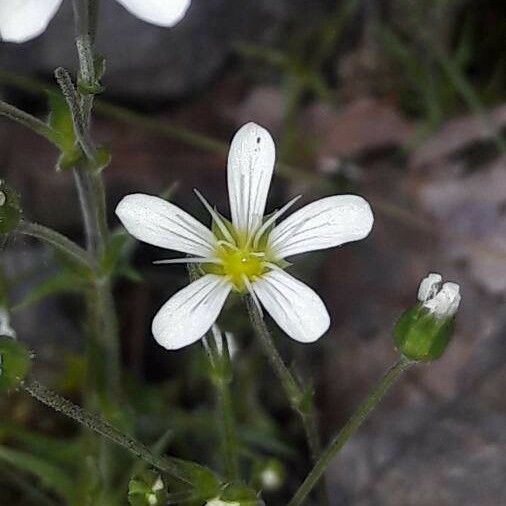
[
  {"x1": 288, "y1": 356, "x2": 414, "y2": 506},
  {"x1": 245, "y1": 295, "x2": 328, "y2": 503},
  {"x1": 203, "y1": 330, "x2": 239, "y2": 482},
  {"x1": 0, "y1": 100, "x2": 56, "y2": 144},
  {"x1": 21, "y1": 380, "x2": 191, "y2": 484},
  {"x1": 16, "y1": 220, "x2": 93, "y2": 269}
]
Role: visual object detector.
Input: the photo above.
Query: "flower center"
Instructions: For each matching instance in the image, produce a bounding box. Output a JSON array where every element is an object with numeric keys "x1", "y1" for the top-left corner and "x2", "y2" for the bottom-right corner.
[{"x1": 217, "y1": 245, "x2": 266, "y2": 292}]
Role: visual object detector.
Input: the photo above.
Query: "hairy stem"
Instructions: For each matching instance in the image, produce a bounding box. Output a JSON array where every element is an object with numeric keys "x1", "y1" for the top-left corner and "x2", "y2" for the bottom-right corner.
[
  {"x1": 0, "y1": 100, "x2": 56, "y2": 144},
  {"x1": 54, "y1": 67, "x2": 96, "y2": 161},
  {"x1": 16, "y1": 220, "x2": 92, "y2": 269},
  {"x1": 22, "y1": 380, "x2": 190, "y2": 483},
  {"x1": 245, "y1": 296, "x2": 327, "y2": 502},
  {"x1": 217, "y1": 378, "x2": 238, "y2": 481},
  {"x1": 203, "y1": 330, "x2": 239, "y2": 482},
  {"x1": 288, "y1": 356, "x2": 413, "y2": 506}
]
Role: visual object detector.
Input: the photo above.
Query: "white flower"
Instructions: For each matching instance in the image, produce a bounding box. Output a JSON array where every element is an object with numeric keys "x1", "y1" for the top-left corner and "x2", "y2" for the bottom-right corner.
[
  {"x1": 116, "y1": 122, "x2": 374, "y2": 350},
  {"x1": 418, "y1": 273, "x2": 461, "y2": 318},
  {"x1": 0, "y1": 0, "x2": 192, "y2": 43}
]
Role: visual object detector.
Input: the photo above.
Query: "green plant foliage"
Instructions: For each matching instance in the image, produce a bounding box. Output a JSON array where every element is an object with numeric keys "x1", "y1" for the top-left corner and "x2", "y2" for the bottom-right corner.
[{"x1": 0, "y1": 336, "x2": 32, "y2": 391}]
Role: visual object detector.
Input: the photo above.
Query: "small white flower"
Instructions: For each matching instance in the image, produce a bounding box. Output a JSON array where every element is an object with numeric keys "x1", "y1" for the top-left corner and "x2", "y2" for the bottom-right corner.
[
  {"x1": 0, "y1": 0, "x2": 192, "y2": 43},
  {"x1": 418, "y1": 272, "x2": 461, "y2": 318},
  {"x1": 116, "y1": 122, "x2": 374, "y2": 350}
]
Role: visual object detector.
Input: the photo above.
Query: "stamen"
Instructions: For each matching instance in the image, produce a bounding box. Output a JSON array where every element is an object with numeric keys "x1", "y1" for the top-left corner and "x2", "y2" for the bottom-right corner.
[
  {"x1": 252, "y1": 195, "x2": 302, "y2": 248},
  {"x1": 217, "y1": 240, "x2": 239, "y2": 251},
  {"x1": 194, "y1": 188, "x2": 236, "y2": 245}
]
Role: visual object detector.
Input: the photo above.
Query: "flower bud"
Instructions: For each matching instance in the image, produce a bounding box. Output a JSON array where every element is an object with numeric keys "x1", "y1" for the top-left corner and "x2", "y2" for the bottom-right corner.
[
  {"x1": 128, "y1": 471, "x2": 168, "y2": 506},
  {"x1": 0, "y1": 334, "x2": 32, "y2": 391},
  {"x1": 394, "y1": 273, "x2": 461, "y2": 361},
  {"x1": 0, "y1": 180, "x2": 21, "y2": 234}
]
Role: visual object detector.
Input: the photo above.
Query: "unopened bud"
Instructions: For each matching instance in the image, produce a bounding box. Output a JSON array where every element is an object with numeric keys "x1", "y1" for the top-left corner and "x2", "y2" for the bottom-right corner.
[
  {"x1": 394, "y1": 273, "x2": 461, "y2": 361},
  {"x1": 0, "y1": 181, "x2": 21, "y2": 234}
]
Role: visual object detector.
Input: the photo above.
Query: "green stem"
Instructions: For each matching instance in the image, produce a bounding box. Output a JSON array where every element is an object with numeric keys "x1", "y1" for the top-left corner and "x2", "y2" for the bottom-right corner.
[
  {"x1": 21, "y1": 380, "x2": 191, "y2": 483},
  {"x1": 288, "y1": 356, "x2": 413, "y2": 506},
  {"x1": 0, "y1": 100, "x2": 56, "y2": 144},
  {"x1": 245, "y1": 296, "x2": 328, "y2": 503},
  {"x1": 201, "y1": 314, "x2": 239, "y2": 481},
  {"x1": 246, "y1": 297, "x2": 301, "y2": 406},
  {"x1": 16, "y1": 220, "x2": 92, "y2": 269},
  {"x1": 217, "y1": 379, "x2": 239, "y2": 481},
  {"x1": 72, "y1": 167, "x2": 99, "y2": 254}
]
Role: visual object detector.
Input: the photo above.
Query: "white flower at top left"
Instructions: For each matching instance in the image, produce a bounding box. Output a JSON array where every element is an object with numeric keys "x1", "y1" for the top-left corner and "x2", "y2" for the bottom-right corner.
[{"x1": 0, "y1": 0, "x2": 192, "y2": 43}]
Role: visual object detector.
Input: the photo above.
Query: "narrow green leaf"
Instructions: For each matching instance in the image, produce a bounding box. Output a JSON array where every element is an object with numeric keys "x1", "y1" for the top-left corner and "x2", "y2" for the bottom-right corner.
[{"x1": 0, "y1": 445, "x2": 74, "y2": 501}]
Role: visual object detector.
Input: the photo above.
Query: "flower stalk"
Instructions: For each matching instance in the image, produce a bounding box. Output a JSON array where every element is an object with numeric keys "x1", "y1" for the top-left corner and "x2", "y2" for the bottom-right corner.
[
  {"x1": 245, "y1": 295, "x2": 328, "y2": 503},
  {"x1": 287, "y1": 355, "x2": 413, "y2": 506},
  {"x1": 203, "y1": 327, "x2": 239, "y2": 481}
]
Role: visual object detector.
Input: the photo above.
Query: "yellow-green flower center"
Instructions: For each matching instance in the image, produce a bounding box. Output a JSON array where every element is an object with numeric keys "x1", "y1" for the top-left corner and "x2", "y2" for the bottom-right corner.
[{"x1": 217, "y1": 245, "x2": 266, "y2": 292}]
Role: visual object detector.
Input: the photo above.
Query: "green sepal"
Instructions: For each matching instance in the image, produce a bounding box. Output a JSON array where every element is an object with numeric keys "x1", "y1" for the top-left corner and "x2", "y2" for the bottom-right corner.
[
  {"x1": 46, "y1": 91, "x2": 82, "y2": 171},
  {"x1": 0, "y1": 180, "x2": 21, "y2": 234},
  {"x1": 128, "y1": 470, "x2": 168, "y2": 506},
  {"x1": 77, "y1": 79, "x2": 105, "y2": 96},
  {"x1": 0, "y1": 336, "x2": 32, "y2": 391},
  {"x1": 394, "y1": 303, "x2": 455, "y2": 361},
  {"x1": 219, "y1": 482, "x2": 263, "y2": 505},
  {"x1": 83, "y1": 144, "x2": 111, "y2": 173},
  {"x1": 77, "y1": 53, "x2": 106, "y2": 95},
  {"x1": 172, "y1": 460, "x2": 221, "y2": 502}
]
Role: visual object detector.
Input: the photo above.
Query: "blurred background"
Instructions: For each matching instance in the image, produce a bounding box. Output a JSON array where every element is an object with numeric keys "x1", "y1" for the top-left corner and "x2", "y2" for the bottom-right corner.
[{"x1": 1, "y1": 0, "x2": 505, "y2": 504}]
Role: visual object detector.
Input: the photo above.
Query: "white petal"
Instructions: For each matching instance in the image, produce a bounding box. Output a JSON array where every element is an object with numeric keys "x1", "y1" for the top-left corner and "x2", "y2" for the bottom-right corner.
[
  {"x1": 0, "y1": 308, "x2": 16, "y2": 338},
  {"x1": 227, "y1": 123, "x2": 276, "y2": 236},
  {"x1": 152, "y1": 274, "x2": 232, "y2": 350},
  {"x1": 0, "y1": 0, "x2": 62, "y2": 43},
  {"x1": 116, "y1": 193, "x2": 216, "y2": 257},
  {"x1": 417, "y1": 273, "x2": 442, "y2": 302},
  {"x1": 115, "y1": 0, "x2": 191, "y2": 27},
  {"x1": 268, "y1": 195, "x2": 373, "y2": 259},
  {"x1": 424, "y1": 281, "x2": 461, "y2": 318},
  {"x1": 252, "y1": 270, "x2": 330, "y2": 343}
]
